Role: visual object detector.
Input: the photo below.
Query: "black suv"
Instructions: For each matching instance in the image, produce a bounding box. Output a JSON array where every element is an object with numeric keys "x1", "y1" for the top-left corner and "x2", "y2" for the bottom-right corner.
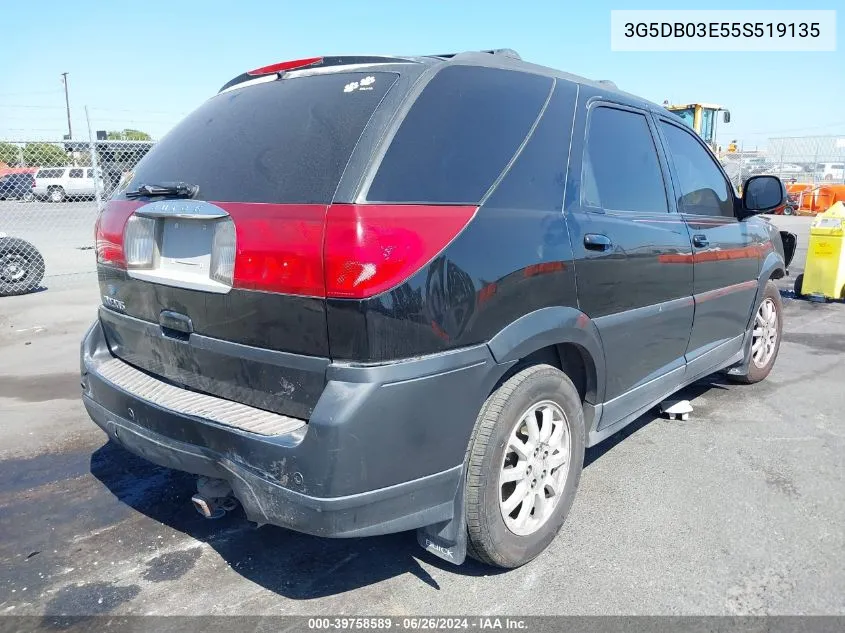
[{"x1": 81, "y1": 50, "x2": 797, "y2": 568}]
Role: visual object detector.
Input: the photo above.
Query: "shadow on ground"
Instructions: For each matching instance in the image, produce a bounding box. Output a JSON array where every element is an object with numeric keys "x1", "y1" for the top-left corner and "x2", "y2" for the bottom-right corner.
[
  {"x1": 84, "y1": 377, "x2": 731, "y2": 601},
  {"x1": 87, "y1": 440, "x2": 499, "y2": 600}
]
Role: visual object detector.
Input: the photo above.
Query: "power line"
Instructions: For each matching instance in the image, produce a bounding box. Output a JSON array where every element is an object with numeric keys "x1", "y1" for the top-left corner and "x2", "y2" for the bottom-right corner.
[
  {"x1": 0, "y1": 104, "x2": 66, "y2": 110},
  {"x1": 0, "y1": 89, "x2": 63, "y2": 97},
  {"x1": 89, "y1": 107, "x2": 188, "y2": 116}
]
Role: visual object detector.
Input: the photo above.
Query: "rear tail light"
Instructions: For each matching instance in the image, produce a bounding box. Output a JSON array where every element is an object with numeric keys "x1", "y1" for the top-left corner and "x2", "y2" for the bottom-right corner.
[
  {"x1": 123, "y1": 215, "x2": 156, "y2": 268},
  {"x1": 323, "y1": 204, "x2": 477, "y2": 299},
  {"x1": 210, "y1": 220, "x2": 236, "y2": 285},
  {"x1": 225, "y1": 203, "x2": 326, "y2": 296},
  {"x1": 94, "y1": 201, "x2": 477, "y2": 300},
  {"x1": 95, "y1": 201, "x2": 140, "y2": 267}
]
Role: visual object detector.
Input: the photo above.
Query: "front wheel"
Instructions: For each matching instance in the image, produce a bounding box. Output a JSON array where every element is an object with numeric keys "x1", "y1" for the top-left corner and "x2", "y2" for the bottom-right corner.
[
  {"x1": 730, "y1": 281, "x2": 783, "y2": 384},
  {"x1": 465, "y1": 364, "x2": 585, "y2": 568}
]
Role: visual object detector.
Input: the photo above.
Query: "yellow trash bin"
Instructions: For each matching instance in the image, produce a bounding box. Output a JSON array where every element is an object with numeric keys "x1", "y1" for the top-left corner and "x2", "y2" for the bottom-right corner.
[{"x1": 798, "y1": 201, "x2": 845, "y2": 301}]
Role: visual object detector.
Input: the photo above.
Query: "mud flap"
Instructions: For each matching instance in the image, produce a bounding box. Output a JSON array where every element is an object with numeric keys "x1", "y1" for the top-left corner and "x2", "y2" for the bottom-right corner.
[
  {"x1": 726, "y1": 323, "x2": 754, "y2": 376},
  {"x1": 780, "y1": 231, "x2": 797, "y2": 269},
  {"x1": 416, "y1": 467, "x2": 467, "y2": 565}
]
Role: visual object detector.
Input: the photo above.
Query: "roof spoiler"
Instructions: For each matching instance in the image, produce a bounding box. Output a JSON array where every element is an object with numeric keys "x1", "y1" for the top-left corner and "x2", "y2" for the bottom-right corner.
[{"x1": 218, "y1": 55, "x2": 415, "y2": 93}]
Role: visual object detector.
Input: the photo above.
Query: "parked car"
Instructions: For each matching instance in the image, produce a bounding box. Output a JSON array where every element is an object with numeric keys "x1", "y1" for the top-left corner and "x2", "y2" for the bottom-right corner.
[
  {"x1": 32, "y1": 166, "x2": 104, "y2": 202},
  {"x1": 79, "y1": 50, "x2": 796, "y2": 569},
  {"x1": 821, "y1": 162, "x2": 845, "y2": 181},
  {"x1": 0, "y1": 233, "x2": 45, "y2": 295},
  {"x1": 774, "y1": 163, "x2": 804, "y2": 175},
  {"x1": 0, "y1": 172, "x2": 35, "y2": 201}
]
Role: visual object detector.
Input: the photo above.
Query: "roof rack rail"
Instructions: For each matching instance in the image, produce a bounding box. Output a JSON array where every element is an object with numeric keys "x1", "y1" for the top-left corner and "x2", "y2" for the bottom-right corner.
[
  {"x1": 218, "y1": 55, "x2": 415, "y2": 93},
  {"x1": 430, "y1": 49, "x2": 522, "y2": 60}
]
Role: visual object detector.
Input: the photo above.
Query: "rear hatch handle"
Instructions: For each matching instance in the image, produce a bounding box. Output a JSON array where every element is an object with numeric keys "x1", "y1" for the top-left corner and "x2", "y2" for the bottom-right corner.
[{"x1": 159, "y1": 310, "x2": 193, "y2": 341}]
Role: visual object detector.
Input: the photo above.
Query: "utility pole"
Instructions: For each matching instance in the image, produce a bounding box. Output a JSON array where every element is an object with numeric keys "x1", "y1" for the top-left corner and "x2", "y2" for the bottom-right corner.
[{"x1": 61, "y1": 72, "x2": 72, "y2": 139}]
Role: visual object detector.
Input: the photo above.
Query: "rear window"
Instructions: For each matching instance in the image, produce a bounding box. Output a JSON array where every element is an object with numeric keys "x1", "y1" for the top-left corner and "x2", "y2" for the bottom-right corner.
[
  {"x1": 116, "y1": 72, "x2": 398, "y2": 204},
  {"x1": 37, "y1": 168, "x2": 64, "y2": 179},
  {"x1": 367, "y1": 65, "x2": 553, "y2": 204}
]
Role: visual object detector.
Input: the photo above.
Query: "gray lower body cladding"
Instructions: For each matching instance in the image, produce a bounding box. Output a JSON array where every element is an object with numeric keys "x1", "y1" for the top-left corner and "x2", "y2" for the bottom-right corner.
[{"x1": 80, "y1": 319, "x2": 499, "y2": 536}]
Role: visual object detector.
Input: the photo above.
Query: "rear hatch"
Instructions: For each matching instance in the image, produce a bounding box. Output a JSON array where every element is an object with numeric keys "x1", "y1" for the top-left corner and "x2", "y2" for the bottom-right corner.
[{"x1": 95, "y1": 69, "x2": 401, "y2": 419}]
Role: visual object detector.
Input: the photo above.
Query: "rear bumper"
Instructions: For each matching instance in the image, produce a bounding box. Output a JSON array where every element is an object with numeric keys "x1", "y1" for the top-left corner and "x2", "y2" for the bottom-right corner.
[{"x1": 81, "y1": 319, "x2": 500, "y2": 537}]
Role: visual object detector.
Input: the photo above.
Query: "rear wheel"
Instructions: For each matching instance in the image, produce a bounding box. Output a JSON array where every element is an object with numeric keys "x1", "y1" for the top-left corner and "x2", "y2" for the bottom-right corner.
[
  {"x1": 21, "y1": 191, "x2": 34, "y2": 202},
  {"x1": 465, "y1": 364, "x2": 585, "y2": 568},
  {"x1": 730, "y1": 281, "x2": 783, "y2": 384},
  {"x1": 0, "y1": 238, "x2": 45, "y2": 296},
  {"x1": 49, "y1": 187, "x2": 65, "y2": 203}
]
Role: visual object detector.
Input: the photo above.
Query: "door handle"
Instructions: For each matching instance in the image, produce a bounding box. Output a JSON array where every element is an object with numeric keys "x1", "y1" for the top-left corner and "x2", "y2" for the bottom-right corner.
[
  {"x1": 692, "y1": 234, "x2": 709, "y2": 248},
  {"x1": 584, "y1": 233, "x2": 612, "y2": 251}
]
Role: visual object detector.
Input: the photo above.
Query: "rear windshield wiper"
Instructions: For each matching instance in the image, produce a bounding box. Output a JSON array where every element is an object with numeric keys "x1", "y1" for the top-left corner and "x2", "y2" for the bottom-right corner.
[{"x1": 125, "y1": 182, "x2": 198, "y2": 199}]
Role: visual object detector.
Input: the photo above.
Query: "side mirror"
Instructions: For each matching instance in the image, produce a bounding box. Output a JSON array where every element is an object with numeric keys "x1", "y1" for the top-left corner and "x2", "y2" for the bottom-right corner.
[
  {"x1": 722, "y1": 110, "x2": 731, "y2": 123},
  {"x1": 741, "y1": 175, "x2": 786, "y2": 217}
]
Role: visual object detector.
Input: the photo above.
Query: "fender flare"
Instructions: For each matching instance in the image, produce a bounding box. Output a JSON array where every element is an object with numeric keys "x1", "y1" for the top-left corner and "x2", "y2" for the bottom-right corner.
[
  {"x1": 747, "y1": 251, "x2": 786, "y2": 329},
  {"x1": 486, "y1": 306, "x2": 606, "y2": 404}
]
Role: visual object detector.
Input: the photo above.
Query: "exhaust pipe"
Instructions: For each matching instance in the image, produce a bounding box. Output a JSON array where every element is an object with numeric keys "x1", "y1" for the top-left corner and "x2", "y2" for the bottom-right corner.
[
  {"x1": 191, "y1": 477, "x2": 238, "y2": 519},
  {"x1": 191, "y1": 493, "x2": 225, "y2": 519}
]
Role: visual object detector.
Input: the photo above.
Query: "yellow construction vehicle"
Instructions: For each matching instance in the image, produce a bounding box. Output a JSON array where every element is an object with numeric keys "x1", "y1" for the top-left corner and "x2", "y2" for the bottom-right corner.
[{"x1": 664, "y1": 102, "x2": 731, "y2": 153}]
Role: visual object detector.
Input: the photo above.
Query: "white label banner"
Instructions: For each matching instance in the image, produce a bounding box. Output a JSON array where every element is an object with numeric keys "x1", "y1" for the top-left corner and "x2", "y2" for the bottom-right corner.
[{"x1": 611, "y1": 10, "x2": 836, "y2": 52}]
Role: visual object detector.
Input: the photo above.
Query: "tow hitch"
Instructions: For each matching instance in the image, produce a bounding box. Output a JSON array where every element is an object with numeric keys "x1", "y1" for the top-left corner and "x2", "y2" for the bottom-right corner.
[{"x1": 191, "y1": 476, "x2": 239, "y2": 519}]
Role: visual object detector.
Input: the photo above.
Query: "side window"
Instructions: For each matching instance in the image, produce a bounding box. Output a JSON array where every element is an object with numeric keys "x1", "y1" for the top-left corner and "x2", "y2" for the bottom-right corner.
[
  {"x1": 86, "y1": 169, "x2": 94, "y2": 178},
  {"x1": 367, "y1": 66, "x2": 552, "y2": 204},
  {"x1": 582, "y1": 107, "x2": 667, "y2": 213},
  {"x1": 69, "y1": 168, "x2": 83, "y2": 178},
  {"x1": 659, "y1": 121, "x2": 734, "y2": 217}
]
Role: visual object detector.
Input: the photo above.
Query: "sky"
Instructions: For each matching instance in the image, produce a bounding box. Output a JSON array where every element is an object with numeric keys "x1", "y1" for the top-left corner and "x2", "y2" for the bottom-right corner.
[{"x1": 0, "y1": 0, "x2": 842, "y2": 150}]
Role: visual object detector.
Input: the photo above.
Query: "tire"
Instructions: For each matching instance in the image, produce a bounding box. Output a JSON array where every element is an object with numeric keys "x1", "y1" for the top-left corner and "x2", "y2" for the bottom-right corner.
[
  {"x1": 794, "y1": 273, "x2": 804, "y2": 298},
  {"x1": 21, "y1": 191, "x2": 34, "y2": 202},
  {"x1": 465, "y1": 364, "x2": 585, "y2": 568},
  {"x1": 0, "y1": 238, "x2": 46, "y2": 296},
  {"x1": 730, "y1": 281, "x2": 783, "y2": 384},
  {"x1": 49, "y1": 187, "x2": 65, "y2": 203}
]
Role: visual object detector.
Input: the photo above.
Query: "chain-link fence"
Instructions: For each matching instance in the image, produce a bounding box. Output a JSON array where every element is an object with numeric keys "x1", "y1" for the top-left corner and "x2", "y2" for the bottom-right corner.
[
  {"x1": 720, "y1": 135, "x2": 845, "y2": 189},
  {"x1": 0, "y1": 139, "x2": 153, "y2": 294}
]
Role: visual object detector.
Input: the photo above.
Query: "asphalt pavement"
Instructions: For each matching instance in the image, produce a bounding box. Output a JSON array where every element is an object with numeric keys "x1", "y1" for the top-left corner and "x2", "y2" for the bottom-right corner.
[{"x1": 1, "y1": 215, "x2": 843, "y2": 617}]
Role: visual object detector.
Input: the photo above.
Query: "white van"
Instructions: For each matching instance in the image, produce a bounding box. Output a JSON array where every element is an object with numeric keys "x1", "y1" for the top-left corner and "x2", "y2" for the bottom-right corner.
[
  {"x1": 821, "y1": 162, "x2": 844, "y2": 181},
  {"x1": 33, "y1": 166, "x2": 105, "y2": 202}
]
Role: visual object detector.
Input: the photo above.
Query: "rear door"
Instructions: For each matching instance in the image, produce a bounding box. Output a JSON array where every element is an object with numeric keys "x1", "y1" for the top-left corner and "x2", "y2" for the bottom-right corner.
[
  {"x1": 567, "y1": 99, "x2": 694, "y2": 424},
  {"x1": 96, "y1": 70, "x2": 402, "y2": 418},
  {"x1": 655, "y1": 117, "x2": 760, "y2": 372}
]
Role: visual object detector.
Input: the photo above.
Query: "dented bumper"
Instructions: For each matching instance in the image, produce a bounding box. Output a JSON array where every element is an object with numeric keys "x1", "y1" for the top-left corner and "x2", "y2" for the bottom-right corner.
[{"x1": 81, "y1": 319, "x2": 495, "y2": 537}]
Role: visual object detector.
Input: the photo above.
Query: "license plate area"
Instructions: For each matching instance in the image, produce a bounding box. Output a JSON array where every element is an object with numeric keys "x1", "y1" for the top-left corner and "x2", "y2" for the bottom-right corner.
[
  {"x1": 159, "y1": 218, "x2": 213, "y2": 276},
  {"x1": 127, "y1": 217, "x2": 232, "y2": 293}
]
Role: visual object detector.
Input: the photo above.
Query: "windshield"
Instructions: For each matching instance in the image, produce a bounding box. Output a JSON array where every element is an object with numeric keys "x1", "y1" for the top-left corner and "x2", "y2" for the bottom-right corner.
[{"x1": 671, "y1": 107, "x2": 695, "y2": 128}]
